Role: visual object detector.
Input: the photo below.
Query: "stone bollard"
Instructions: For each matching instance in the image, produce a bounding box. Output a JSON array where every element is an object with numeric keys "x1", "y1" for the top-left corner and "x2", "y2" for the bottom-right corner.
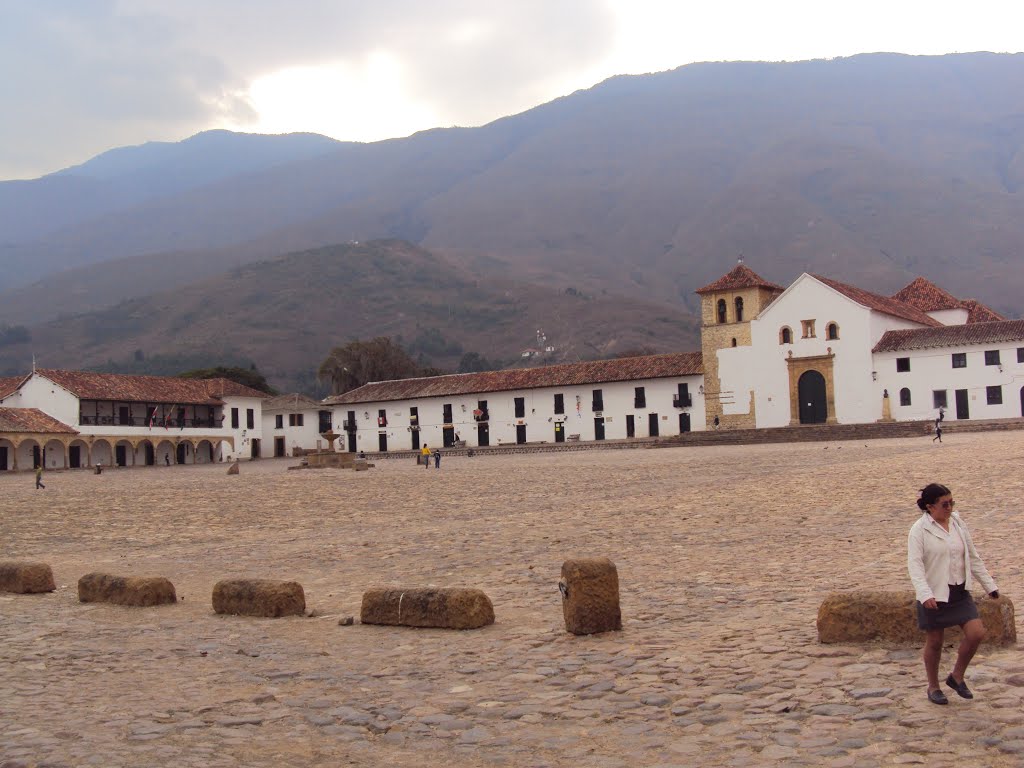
[
  {"x1": 212, "y1": 579, "x2": 305, "y2": 618},
  {"x1": 78, "y1": 573, "x2": 177, "y2": 607},
  {"x1": 817, "y1": 590, "x2": 1016, "y2": 645},
  {"x1": 361, "y1": 587, "x2": 495, "y2": 629},
  {"x1": 0, "y1": 562, "x2": 56, "y2": 594},
  {"x1": 227, "y1": 461, "x2": 240, "y2": 475},
  {"x1": 559, "y1": 557, "x2": 622, "y2": 635}
]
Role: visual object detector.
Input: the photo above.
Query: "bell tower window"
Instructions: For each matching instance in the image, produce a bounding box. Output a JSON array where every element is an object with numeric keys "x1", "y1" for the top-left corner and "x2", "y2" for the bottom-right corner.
[
  {"x1": 735, "y1": 297, "x2": 744, "y2": 322},
  {"x1": 717, "y1": 299, "x2": 727, "y2": 324}
]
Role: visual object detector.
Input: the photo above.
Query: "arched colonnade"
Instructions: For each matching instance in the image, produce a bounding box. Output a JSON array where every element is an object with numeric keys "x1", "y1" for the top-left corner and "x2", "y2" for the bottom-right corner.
[{"x1": 0, "y1": 434, "x2": 234, "y2": 471}]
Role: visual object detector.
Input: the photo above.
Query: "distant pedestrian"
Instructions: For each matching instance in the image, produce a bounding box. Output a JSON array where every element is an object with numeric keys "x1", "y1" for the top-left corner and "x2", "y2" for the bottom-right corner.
[
  {"x1": 713, "y1": 415, "x2": 720, "y2": 430},
  {"x1": 937, "y1": 405, "x2": 946, "y2": 424},
  {"x1": 164, "y1": 454, "x2": 170, "y2": 466},
  {"x1": 933, "y1": 423, "x2": 943, "y2": 443},
  {"x1": 35, "y1": 465, "x2": 45, "y2": 489},
  {"x1": 421, "y1": 444, "x2": 431, "y2": 468},
  {"x1": 434, "y1": 450, "x2": 442, "y2": 469}
]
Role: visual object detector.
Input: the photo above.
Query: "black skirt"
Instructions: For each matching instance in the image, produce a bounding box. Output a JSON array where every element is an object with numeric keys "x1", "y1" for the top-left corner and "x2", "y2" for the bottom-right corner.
[{"x1": 917, "y1": 583, "x2": 979, "y2": 630}]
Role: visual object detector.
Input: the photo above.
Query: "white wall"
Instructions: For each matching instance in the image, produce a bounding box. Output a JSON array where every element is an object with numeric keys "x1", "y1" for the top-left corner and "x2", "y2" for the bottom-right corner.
[
  {"x1": 333, "y1": 375, "x2": 705, "y2": 452},
  {"x1": 928, "y1": 308, "x2": 969, "y2": 325},
  {"x1": 875, "y1": 343, "x2": 1024, "y2": 422},
  {"x1": 11, "y1": 374, "x2": 80, "y2": 425},
  {"x1": 262, "y1": 407, "x2": 325, "y2": 455},
  {"x1": 222, "y1": 396, "x2": 264, "y2": 460}
]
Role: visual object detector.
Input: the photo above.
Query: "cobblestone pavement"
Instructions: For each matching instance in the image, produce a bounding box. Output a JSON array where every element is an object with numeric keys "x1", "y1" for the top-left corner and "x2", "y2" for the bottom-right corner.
[{"x1": 3, "y1": 432, "x2": 1024, "y2": 768}]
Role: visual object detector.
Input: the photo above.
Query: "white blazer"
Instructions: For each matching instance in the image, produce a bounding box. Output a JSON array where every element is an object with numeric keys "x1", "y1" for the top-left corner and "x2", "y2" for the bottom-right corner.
[{"x1": 907, "y1": 511, "x2": 997, "y2": 603}]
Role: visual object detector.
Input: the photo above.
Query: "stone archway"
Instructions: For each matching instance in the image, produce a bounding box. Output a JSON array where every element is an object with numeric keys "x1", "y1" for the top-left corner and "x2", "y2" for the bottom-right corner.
[
  {"x1": 43, "y1": 439, "x2": 67, "y2": 469},
  {"x1": 91, "y1": 439, "x2": 113, "y2": 467},
  {"x1": 196, "y1": 440, "x2": 214, "y2": 464},
  {"x1": 156, "y1": 440, "x2": 175, "y2": 467},
  {"x1": 68, "y1": 439, "x2": 90, "y2": 469},
  {"x1": 786, "y1": 352, "x2": 837, "y2": 425}
]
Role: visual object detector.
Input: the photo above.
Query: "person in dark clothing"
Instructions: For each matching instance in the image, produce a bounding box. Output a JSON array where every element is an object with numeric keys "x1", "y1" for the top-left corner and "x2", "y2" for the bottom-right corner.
[
  {"x1": 434, "y1": 450, "x2": 442, "y2": 468},
  {"x1": 933, "y1": 422, "x2": 943, "y2": 443}
]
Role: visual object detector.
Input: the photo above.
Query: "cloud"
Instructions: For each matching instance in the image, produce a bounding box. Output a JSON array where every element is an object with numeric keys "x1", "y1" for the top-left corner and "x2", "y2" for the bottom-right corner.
[{"x1": 0, "y1": 1, "x2": 616, "y2": 179}]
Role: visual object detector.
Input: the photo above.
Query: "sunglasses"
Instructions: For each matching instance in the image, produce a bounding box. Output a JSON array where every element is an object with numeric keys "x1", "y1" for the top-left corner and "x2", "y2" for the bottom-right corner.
[{"x1": 932, "y1": 500, "x2": 955, "y2": 509}]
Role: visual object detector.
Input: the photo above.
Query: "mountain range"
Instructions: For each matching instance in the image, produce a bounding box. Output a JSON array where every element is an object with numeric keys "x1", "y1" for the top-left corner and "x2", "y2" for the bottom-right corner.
[{"x1": 1, "y1": 52, "x2": 1022, "y2": 391}]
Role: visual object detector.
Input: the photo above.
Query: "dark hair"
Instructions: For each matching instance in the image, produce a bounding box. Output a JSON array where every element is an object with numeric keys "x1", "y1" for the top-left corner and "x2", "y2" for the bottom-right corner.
[{"x1": 917, "y1": 483, "x2": 952, "y2": 512}]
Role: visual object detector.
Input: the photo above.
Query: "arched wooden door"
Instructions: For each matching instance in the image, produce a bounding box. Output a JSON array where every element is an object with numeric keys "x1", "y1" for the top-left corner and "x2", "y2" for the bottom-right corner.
[{"x1": 798, "y1": 370, "x2": 828, "y2": 424}]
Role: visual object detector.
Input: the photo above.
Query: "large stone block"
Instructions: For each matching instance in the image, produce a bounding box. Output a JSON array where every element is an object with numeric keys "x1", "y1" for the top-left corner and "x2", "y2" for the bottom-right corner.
[
  {"x1": 0, "y1": 562, "x2": 56, "y2": 594},
  {"x1": 560, "y1": 557, "x2": 622, "y2": 635},
  {"x1": 360, "y1": 587, "x2": 495, "y2": 629},
  {"x1": 78, "y1": 572, "x2": 177, "y2": 607},
  {"x1": 817, "y1": 590, "x2": 1016, "y2": 646},
  {"x1": 212, "y1": 579, "x2": 305, "y2": 618}
]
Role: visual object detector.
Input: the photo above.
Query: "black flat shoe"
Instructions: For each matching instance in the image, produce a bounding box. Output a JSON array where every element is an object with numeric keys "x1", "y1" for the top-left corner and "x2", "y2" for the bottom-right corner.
[
  {"x1": 928, "y1": 689, "x2": 949, "y2": 705},
  {"x1": 946, "y1": 674, "x2": 973, "y2": 699}
]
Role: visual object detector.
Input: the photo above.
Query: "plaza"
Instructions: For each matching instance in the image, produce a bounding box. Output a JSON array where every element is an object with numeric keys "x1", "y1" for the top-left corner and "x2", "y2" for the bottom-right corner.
[{"x1": 3, "y1": 431, "x2": 1024, "y2": 767}]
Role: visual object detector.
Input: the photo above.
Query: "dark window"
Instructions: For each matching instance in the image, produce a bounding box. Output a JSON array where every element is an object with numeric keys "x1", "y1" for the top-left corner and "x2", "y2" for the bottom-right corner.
[
  {"x1": 826, "y1": 322, "x2": 839, "y2": 340},
  {"x1": 899, "y1": 388, "x2": 911, "y2": 406},
  {"x1": 319, "y1": 410, "x2": 332, "y2": 433},
  {"x1": 634, "y1": 387, "x2": 646, "y2": 408},
  {"x1": 896, "y1": 358, "x2": 910, "y2": 372},
  {"x1": 987, "y1": 385, "x2": 1003, "y2": 405},
  {"x1": 717, "y1": 299, "x2": 727, "y2": 324},
  {"x1": 475, "y1": 400, "x2": 489, "y2": 421},
  {"x1": 409, "y1": 407, "x2": 418, "y2": 424},
  {"x1": 674, "y1": 383, "x2": 691, "y2": 408},
  {"x1": 952, "y1": 353, "x2": 966, "y2": 369},
  {"x1": 288, "y1": 413, "x2": 304, "y2": 427},
  {"x1": 985, "y1": 350, "x2": 1001, "y2": 366},
  {"x1": 734, "y1": 297, "x2": 743, "y2": 322},
  {"x1": 246, "y1": 409, "x2": 255, "y2": 429},
  {"x1": 514, "y1": 397, "x2": 525, "y2": 418},
  {"x1": 933, "y1": 390, "x2": 948, "y2": 408},
  {"x1": 231, "y1": 408, "x2": 239, "y2": 429},
  {"x1": 1018, "y1": 347, "x2": 1024, "y2": 363},
  {"x1": 592, "y1": 389, "x2": 604, "y2": 411},
  {"x1": 275, "y1": 414, "x2": 283, "y2": 429},
  {"x1": 442, "y1": 403, "x2": 453, "y2": 423},
  {"x1": 288, "y1": 413, "x2": 296, "y2": 427},
  {"x1": 378, "y1": 409, "x2": 387, "y2": 427},
  {"x1": 780, "y1": 327, "x2": 792, "y2": 344},
  {"x1": 553, "y1": 393, "x2": 564, "y2": 414},
  {"x1": 731, "y1": 338, "x2": 737, "y2": 347}
]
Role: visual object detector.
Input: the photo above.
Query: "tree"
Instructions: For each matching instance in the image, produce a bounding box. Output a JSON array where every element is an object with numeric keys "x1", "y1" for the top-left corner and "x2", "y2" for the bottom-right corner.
[
  {"x1": 318, "y1": 337, "x2": 422, "y2": 395},
  {"x1": 177, "y1": 365, "x2": 277, "y2": 394},
  {"x1": 458, "y1": 351, "x2": 498, "y2": 373}
]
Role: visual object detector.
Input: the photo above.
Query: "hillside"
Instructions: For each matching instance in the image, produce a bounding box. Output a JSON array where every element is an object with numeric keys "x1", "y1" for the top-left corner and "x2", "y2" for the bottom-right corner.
[
  {"x1": 0, "y1": 241, "x2": 702, "y2": 393},
  {"x1": 2, "y1": 53, "x2": 1024, "y2": 321}
]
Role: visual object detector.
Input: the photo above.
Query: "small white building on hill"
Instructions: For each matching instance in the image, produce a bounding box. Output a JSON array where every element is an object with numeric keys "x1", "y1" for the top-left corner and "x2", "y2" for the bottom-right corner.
[{"x1": 261, "y1": 393, "x2": 331, "y2": 457}]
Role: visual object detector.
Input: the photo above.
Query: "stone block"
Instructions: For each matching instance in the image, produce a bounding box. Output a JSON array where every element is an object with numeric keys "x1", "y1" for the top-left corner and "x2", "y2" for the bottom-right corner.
[
  {"x1": 212, "y1": 578, "x2": 305, "y2": 618},
  {"x1": 77, "y1": 572, "x2": 177, "y2": 606},
  {"x1": 360, "y1": 587, "x2": 495, "y2": 629},
  {"x1": 227, "y1": 461, "x2": 240, "y2": 475},
  {"x1": 817, "y1": 590, "x2": 1015, "y2": 646},
  {"x1": 0, "y1": 561, "x2": 56, "y2": 594},
  {"x1": 560, "y1": 557, "x2": 622, "y2": 635}
]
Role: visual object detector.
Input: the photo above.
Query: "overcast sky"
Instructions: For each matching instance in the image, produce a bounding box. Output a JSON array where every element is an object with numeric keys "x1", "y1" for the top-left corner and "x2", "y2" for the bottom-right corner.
[{"x1": 2, "y1": 0, "x2": 1022, "y2": 180}]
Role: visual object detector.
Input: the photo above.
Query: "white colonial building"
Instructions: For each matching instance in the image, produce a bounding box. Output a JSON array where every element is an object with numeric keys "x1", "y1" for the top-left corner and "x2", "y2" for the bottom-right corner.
[
  {"x1": 0, "y1": 369, "x2": 266, "y2": 471},
  {"x1": 323, "y1": 354, "x2": 705, "y2": 453},
  {"x1": 261, "y1": 393, "x2": 332, "y2": 457},
  {"x1": 324, "y1": 264, "x2": 1021, "y2": 451}
]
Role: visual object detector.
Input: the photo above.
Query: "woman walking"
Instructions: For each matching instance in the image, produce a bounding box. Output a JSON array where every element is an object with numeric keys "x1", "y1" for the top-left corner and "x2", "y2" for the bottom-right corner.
[{"x1": 908, "y1": 483, "x2": 999, "y2": 704}]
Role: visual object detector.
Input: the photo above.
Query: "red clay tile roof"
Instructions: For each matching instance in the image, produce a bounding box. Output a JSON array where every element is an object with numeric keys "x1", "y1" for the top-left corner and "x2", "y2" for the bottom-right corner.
[
  {"x1": 0, "y1": 407, "x2": 78, "y2": 434},
  {"x1": 695, "y1": 264, "x2": 785, "y2": 295},
  {"x1": 892, "y1": 277, "x2": 963, "y2": 311},
  {"x1": 325, "y1": 352, "x2": 704, "y2": 404},
  {"x1": 263, "y1": 393, "x2": 323, "y2": 411},
  {"x1": 872, "y1": 319, "x2": 1024, "y2": 353},
  {"x1": 892, "y1": 277, "x2": 1005, "y2": 323},
  {"x1": 812, "y1": 275, "x2": 942, "y2": 327},
  {"x1": 35, "y1": 369, "x2": 266, "y2": 404},
  {"x1": 960, "y1": 299, "x2": 1005, "y2": 324},
  {"x1": 0, "y1": 375, "x2": 26, "y2": 399}
]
